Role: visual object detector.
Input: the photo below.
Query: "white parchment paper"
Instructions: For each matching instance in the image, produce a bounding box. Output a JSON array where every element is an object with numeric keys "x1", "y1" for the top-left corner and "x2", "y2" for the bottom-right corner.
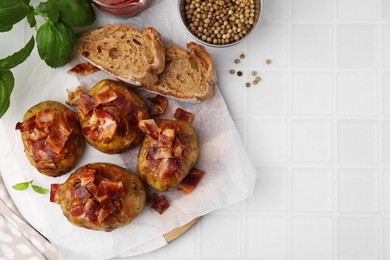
[{"x1": 0, "y1": 0, "x2": 256, "y2": 259}]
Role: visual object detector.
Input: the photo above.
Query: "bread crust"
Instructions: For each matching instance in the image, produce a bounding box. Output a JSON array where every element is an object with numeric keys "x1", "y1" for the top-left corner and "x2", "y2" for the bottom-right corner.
[{"x1": 77, "y1": 24, "x2": 165, "y2": 86}]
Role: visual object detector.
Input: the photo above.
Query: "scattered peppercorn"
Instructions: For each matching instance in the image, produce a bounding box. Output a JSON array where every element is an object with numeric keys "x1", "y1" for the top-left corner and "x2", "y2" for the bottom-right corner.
[
  {"x1": 265, "y1": 58, "x2": 272, "y2": 64},
  {"x1": 255, "y1": 76, "x2": 261, "y2": 81},
  {"x1": 240, "y1": 53, "x2": 245, "y2": 59},
  {"x1": 184, "y1": 0, "x2": 257, "y2": 45},
  {"x1": 229, "y1": 69, "x2": 236, "y2": 74},
  {"x1": 237, "y1": 71, "x2": 243, "y2": 76},
  {"x1": 251, "y1": 70, "x2": 257, "y2": 76},
  {"x1": 245, "y1": 82, "x2": 251, "y2": 87},
  {"x1": 234, "y1": 58, "x2": 241, "y2": 64},
  {"x1": 253, "y1": 80, "x2": 258, "y2": 85}
]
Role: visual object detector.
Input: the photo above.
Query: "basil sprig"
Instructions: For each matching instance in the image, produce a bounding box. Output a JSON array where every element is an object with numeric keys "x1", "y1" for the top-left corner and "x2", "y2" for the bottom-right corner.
[
  {"x1": 0, "y1": 0, "x2": 95, "y2": 118},
  {"x1": 12, "y1": 180, "x2": 49, "y2": 194}
]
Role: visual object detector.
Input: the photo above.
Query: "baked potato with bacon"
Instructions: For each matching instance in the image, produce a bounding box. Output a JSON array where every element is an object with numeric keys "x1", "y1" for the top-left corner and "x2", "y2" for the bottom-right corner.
[
  {"x1": 137, "y1": 119, "x2": 198, "y2": 191},
  {"x1": 68, "y1": 79, "x2": 149, "y2": 154},
  {"x1": 15, "y1": 101, "x2": 84, "y2": 177},
  {"x1": 50, "y1": 163, "x2": 146, "y2": 232}
]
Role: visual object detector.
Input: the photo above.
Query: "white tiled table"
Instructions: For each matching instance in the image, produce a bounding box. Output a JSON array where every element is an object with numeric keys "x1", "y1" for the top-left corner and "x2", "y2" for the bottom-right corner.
[{"x1": 1, "y1": 0, "x2": 390, "y2": 259}]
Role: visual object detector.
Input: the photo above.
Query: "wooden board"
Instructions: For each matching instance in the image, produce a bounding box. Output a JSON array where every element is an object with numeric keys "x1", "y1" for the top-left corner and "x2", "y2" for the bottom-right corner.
[{"x1": 163, "y1": 217, "x2": 201, "y2": 243}]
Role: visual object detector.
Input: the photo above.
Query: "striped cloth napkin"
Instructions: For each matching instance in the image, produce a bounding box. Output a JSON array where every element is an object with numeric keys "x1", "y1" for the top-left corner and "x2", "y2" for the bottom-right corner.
[{"x1": 0, "y1": 174, "x2": 58, "y2": 259}]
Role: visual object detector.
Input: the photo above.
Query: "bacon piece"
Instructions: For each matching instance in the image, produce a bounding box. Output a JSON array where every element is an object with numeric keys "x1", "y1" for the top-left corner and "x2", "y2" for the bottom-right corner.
[
  {"x1": 177, "y1": 168, "x2": 205, "y2": 195},
  {"x1": 44, "y1": 110, "x2": 75, "y2": 155},
  {"x1": 98, "y1": 180, "x2": 125, "y2": 199},
  {"x1": 76, "y1": 167, "x2": 96, "y2": 186},
  {"x1": 50, "y1": 184, "x2": 61, "y2": 203},
  {"x1": 138, "y1": 119, "x2": 159, "y2": 140},
  {"x1": 70, "y1": 204, "x2": 85, "y2": 217},
  {"x1": 113, "y1": 93, "x2": 137, "y2": 114},
  {"x1": 68, "y1": 62, "x2": 99, "y2": 75},
  {"x1": 74, "y1": 183, "x2": 91, "y2": 204},
  {"x1": 93, "y1": 88, "x2": 118, "y2": 107},
  {"x1": 84, "y1": 198, "x2": 102, "y2": 223},
  {"x1": 30, "y1": 141, "x2": 56, "y2": 169},
  {"x1": 78, "y1": 92, "x2": 95, "y2": 115},
  {"x1": 174, "y1": 108, "x2": 195, "y2": 123},
  {"x1": 155, "y1": 158, "x2": 178, "y2": 179},
  {"x1": 157, "y1": 128, "x2": 175, "y2": 148},
  {"x1": 85, "y1": 182, "x2": 99, "y2": 198},
  {"x1": 66, "y1": 86, "x2": 84, "y2": 106},
  {"x1": 83, "y1": 109, "x2": 118, "y2": 143},
  {"x1": 147, "y1": 147, "x2": 174, "y2": 160},
  {"x1": 171, "y1": 137, "x2": 185, "y2": 158},
  {"x1": 147, "y1": 95, "x2": 168, "y2": 116},
  {"x1": 35, "y1": 110, "x2": 55, "y2": 128},
  {"x1": 150, "y1": 193, "x2": 170, "y2": 214}
]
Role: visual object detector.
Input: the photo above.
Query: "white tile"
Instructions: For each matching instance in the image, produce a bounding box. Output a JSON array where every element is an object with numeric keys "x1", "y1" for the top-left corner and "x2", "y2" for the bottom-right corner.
[
  {"x1": 384, "y1": 218, "x2": 390, "y2": 259},
  {"x1": 291, "y1": 216, "x2": 332, "y2": 259},
  {"x1": 383, "y1": 25, "x2": 390, "y2": 68},
  {"x1": 337, "y1": 120, "x2": 378, "y2": 163},
  {"x1": 292, "y1": 71, "x2": 332, "y2": 115},
  {"x1": 218, "y1": 69, "x2": 245, "y2": 114},
  {"x1": 338, "y1": 217, "x2": 378, "y2": 260},
  {"x1": 247, "y1": 167, "x2": 287, "y2": 211},
  {"x1": 292, "y1": 168, "x2": 333, "y2": 212},
  {"x1": 384, "y1": 169, "x2": 390, "y2": 212},
  {"x1": 246, "y1": 215, "x2": 287, "y2": 259},
  {"x1": 384, "y1": 72, "x2": 390, "y2": 115},
  {"x1": 336, "y1": 71, "x2": 378, "y2": 116},
  {"x1": 292, "y1": 24, "x2": 332, "y2": 67},
  {"x1": 291, "y1": 0, "x2": 331, "y2": 20},
  {"x1": 337, "y1": 0, "x2": 378, "y2": 20},
  {"x1": 261, "y1": 0, "x2": 288, "y2": 21},
  {"x1": 247, "y1": 23, "x2": 288, "y2": 67},
  {"x1": 383, "y1": 0, "x2": 390, "y2": 19},
  {"x1": 200, "y1": 215, "x2": 241, "y2": 258},
  {"x1": 384, "y1": 121, "x2": 390, "y2": 164},
  {"x1": 292, "y1": 120, "x2": 332, "y2": 163},
  {"x1": 247, "y1": 71, "x2": 288, "y2": 115},
  {"x1": 338, "y1": 168, "x2": 378, "y2": 212},
  {"x1": 247, "y1": 119, "x2": 288, "y2": 163},
  {"x1": 337, "y1": 25, "x2": 377, "y2": 68}
]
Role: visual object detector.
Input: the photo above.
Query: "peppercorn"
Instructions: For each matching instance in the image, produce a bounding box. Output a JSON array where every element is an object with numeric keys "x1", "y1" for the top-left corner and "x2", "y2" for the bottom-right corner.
[{"x1": 184, "y1": 0, "x2": 256, "y2": 45}]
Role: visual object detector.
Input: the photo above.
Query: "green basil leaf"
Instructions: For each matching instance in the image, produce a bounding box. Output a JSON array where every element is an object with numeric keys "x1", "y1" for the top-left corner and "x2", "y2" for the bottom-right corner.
[
  {"x1": 0, "y1": 70, "x2": 14, "y2": 118},
  {"x1": 35, "y1": 1, "x2": 60, "y2": 23},
  {"x1": 12, "y1": 181, "x2": 30, "y2": 191},
  {"x1": 0, "y1": 36, "x2": 34, "y2": 70},
  {"x1": 55, "y1": 0, "x2": 95, "y2": 27},
  {"x1": 31, "y1": 184, "x2": 49, "y2": 194},
  {"x1": 0, "y1": 0, "x2": 30, "y2": 26},
  {"x1": 26, "y1": 13, "x2": 36, "y2": 28},
  {"x1": 36, "y1": 21, "x2": 76, "y2": 68},
  {"x1": 0, "y1": 24, "x2": 12, "y2": 32}
]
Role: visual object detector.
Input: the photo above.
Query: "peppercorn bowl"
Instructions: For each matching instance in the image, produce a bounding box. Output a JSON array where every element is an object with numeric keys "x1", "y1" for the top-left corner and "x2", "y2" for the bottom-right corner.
[{"x1": 178, "y1": 0, "x2": 262, "y2": 48}]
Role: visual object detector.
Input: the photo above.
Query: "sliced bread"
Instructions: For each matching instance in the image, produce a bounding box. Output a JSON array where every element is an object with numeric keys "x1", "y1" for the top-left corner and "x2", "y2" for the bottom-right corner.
[
  {"x1": 77, "y1": 24, "x2": 165, "y2": 86},
  {"x1": 143, "y1": 42, "x2": 217, "y2": 102}
]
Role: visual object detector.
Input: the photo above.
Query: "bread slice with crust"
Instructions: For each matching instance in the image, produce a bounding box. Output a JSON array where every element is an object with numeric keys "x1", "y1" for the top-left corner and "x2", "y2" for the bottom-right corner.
[
  {"x1": 143, "y1": 42, "x2": 217, "y2": 102},
  {"x1": 77, "y1": 24, "x2": 165, "y2": 86}
]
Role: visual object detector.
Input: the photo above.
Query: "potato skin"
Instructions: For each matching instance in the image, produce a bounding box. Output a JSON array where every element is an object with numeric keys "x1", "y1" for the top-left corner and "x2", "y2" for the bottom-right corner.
[
  {"x1": 137, "y1": 120, "x2": 199, "y2": 191},
  {"x1": 59, "y1": 163, "x2": 146, "y2": 232},
  {"x1": 78, "y1": 79, "x2": 149, "y2": 154},
  {"x1": 20, "y1": 101, "x2": 84, "y2": 177}
]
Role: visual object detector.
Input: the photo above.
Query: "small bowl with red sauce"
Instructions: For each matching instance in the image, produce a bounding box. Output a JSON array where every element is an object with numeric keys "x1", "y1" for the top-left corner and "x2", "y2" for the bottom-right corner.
[{"x1": 92, "y1": 0, "x2": 152, "y2": 17}]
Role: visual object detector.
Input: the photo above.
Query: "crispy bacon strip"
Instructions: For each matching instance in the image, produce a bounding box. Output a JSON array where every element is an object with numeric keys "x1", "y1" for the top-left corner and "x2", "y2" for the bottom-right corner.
[
  {"x1": 50, "y1": 184, "x2": 61, "y2": 203},
  {"x1": 174, "y1": 108, "x2": 195, "y2": 123},
  {"x1": 83, "y1": 109, "x2": 118, "y2": 143},
  {"x1": 147, "y1": 95, "x2": 168, "y2": 116},
  {"x1": 150, "y1": 193, "x2": 170, "y2": 214},
  {"x1": 147, "y1": 147, "x2": 174, "y2": 160},
  {"x1": 67, "y1": 62, "x2": 99, "y2": 75},
  {"x1": 177, "y1": 168, "x2": 205, "y2": 195},
  {"x1": 155, "y1": 158, "x2": 178, "y2": 179},
  {"x1": 138, "y1": 119, "x2": 159, "y2": 140},
  {"x1": 93, "y1": 88, "x2": 118, "y2": 107},
  {"x1": 157, "y1": 128, "x2": 175, "y2": 148},
  {"x1": 76, "y1": 167, "x2": 96, "y2": 186},
  {"x1": 79, "y1": 92, "x2": 95, "y2": 115},
  {"x1": 98, "y1": 180, "x2": 125, "y2": 199}
]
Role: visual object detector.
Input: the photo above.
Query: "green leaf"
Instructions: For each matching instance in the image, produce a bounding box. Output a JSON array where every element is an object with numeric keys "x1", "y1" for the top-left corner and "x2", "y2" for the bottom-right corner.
[
  {"x1": 0, "y1": 70, "x2": 14, "y2": 118},
  {"x1": 26, "y1": 13, "x2": 36, "y2": 28},
  {"x1": 31, "y1": 184, "x2": 49, "y2": 194},
  {"x1": 12, "y1": 181, "x2": 30, "y2": 191},
  {"x1": 35, "y1": 1, "x2": 60, "y2": 23},
  {"x1": 36, "y1": 21, "x2": 76, "y2": 68},
  {"x1": 55, "y1": 0, "x2": 95, "y2": 27},
  {"x1": 0, "y1": 0, "x2": 30, "y2": 26},
  {"x1": 0, "y1": 24, "x2": 12, "y2": 32},
  {"x1": 0, "y1": 36, "x2": 35, "y2": 70}
]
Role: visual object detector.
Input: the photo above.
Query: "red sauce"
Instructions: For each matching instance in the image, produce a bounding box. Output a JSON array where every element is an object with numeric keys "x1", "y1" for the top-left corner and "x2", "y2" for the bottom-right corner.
[{"x1": 92, "y1": 0, "x2": 151, "y2": 17}]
